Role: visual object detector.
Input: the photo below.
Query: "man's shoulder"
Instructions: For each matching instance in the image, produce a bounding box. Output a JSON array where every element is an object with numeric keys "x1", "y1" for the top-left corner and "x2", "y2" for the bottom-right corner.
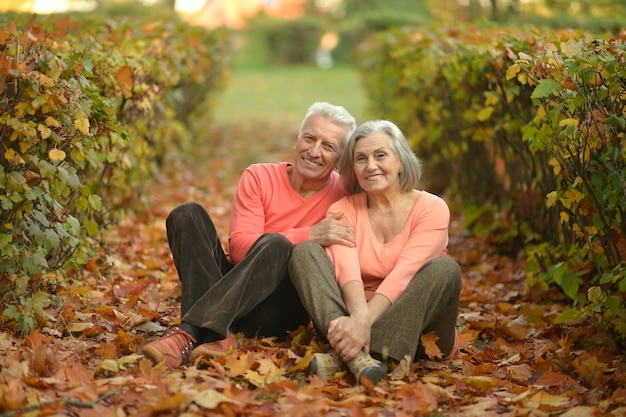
[{"x1": 244, "y1": 162, "x2": 288, "y2": 178}]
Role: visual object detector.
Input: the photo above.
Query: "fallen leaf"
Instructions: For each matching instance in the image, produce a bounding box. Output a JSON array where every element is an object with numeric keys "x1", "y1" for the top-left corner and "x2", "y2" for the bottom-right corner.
[
  {"x1": 192, "y1": 389, "x2": 241, "y2": 409},
  {"x1": 421, "y1": 332, "x2": 443, "y2": 360}
]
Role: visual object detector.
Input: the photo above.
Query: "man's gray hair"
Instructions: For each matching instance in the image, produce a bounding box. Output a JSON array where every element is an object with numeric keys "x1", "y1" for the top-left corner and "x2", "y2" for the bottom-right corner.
[{"x1": 299, "y1": 102, "x2": 357, "y2": 144}]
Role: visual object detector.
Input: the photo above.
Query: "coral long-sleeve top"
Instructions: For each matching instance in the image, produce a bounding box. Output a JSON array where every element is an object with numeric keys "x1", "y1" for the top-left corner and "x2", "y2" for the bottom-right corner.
[
  {"x1": 228, "y1": 162, "x2": 347, "y2": 265},
  {"x1": 325, "y1": 191, "x2": 450, "y2": 303}
]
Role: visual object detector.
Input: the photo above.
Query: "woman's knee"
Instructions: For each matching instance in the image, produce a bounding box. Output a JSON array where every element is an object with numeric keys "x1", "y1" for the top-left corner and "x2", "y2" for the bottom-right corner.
[
  {"x1": 427, "y1": 257, "x2": 463, "y2": 293},
  {"x1": 292, "y1": 241, "x2": 323, "y2": 256},
  {"x1": 289, "y1": 241, "x2": 325, "y2": 282}
]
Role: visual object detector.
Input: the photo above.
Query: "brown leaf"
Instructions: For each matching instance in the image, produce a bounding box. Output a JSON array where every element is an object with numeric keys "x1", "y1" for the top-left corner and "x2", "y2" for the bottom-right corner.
[
  {"x1": 421, "y1": 332, "x2": 443, "y2": 360},
  {"x1": 389, "y1": 354, "x2": 412, "y2": 380},
  {"x1": 115, "y1": 65, "x2": 134, "y2": 99}
]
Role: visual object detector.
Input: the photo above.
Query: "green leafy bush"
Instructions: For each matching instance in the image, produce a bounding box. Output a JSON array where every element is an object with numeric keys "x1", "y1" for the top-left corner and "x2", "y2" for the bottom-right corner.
[
  {"x1": 250, "y1": 15, "x2": 325, "y2": 65},
  {"x1": 358, "y1": 24, "x2": 626, "y2": 339},
  {"x1": 0, "y1": 14, "x2": 233, "y2": 333}
]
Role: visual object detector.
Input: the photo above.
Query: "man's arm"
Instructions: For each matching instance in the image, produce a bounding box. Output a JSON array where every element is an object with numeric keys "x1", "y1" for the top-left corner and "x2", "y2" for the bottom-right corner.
[{"x1": 228, "y1": 166, "x2": 356, "y2": 264}]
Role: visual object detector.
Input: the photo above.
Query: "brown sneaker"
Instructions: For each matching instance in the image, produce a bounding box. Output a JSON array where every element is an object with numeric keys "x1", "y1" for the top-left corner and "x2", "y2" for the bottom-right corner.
[
  {"x1": 142, "y1": 328, "x2": 196, "y2": 368},
  {"x1": 189, "y1": 333, "x2": 239, "y2": 364}
]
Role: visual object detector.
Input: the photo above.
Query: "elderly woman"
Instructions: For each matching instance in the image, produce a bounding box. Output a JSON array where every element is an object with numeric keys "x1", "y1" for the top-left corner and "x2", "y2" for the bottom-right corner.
[{"x1": 289, "y1": 120, "x2": 462, "y2": 385}]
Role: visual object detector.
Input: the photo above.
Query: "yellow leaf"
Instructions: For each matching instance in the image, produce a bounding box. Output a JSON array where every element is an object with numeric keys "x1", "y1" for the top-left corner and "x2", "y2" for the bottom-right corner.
[
  {"x1": 477, "y1": 106, "x2": 494, "y2": 122},
  {"x1": 19, "y1": 141, "x2": 32, "y2": 153},
  {"x1": 529, "y1": 391, "x2": 570, "y2": 408},
  {"x1": 38, "y1": 124, "x2": 51, "y2": 139},
  {"x1": 67, "y1": 322, "x2": 94, "y2": 333},
  {"x1": 71, "y1": 148, "x2": 85, "y2": 163},
  {"x1": 256, "y1": 358, "x2": 283, "y2": 376},
  {"x1": 559, "y1": 118, "x2": 578, "y2": 127},
  {"x1": 45, "y1": 116, "x2": 60, "y2": 127},
  {"x1": 94, "y1": 359, "x2": 120, "y2": 376},
  {"x1": 30, "y1": 71, "x2": 55, "y2": 87},
  {"x1": 288, "y1": 349, "x2": 314, "y2": 372},
  {"x1": 506, "y1": 63, "x2": 520, "y2": 80},
  {"x1": 48, "y1": 148, "x2": 66, "y2": 161},
  {"x1": 546, "y1": 191, "x2": 558, "y2": 208},
  {"x1": 224, "y1": 351, "x2": 255, "y2": 377},
  {"x1": 192, "y1": 389, "x2": 241, "y2": 409},
  {"x1": 560, "y1": 406, "x2": 606, "y2": 417},
  {"x1": 74, "y1": 117, "x2": 90, "y2": 135},
  {"x1": 4, "y1": 148, "x2": 16, "y2": 161},
  {"x1": 463, "y1": 375, "x2": 499, "y2": 390}
]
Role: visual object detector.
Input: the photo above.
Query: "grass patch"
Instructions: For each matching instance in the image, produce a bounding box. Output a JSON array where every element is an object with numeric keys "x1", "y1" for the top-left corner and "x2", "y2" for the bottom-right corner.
[{"x1": 212, "y1": 64, "x2": 368, "y2": 128}]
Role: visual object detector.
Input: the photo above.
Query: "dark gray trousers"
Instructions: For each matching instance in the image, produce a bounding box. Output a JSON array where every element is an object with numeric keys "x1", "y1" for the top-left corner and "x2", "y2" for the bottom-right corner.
[
  {"x1": 166, "y1": 202, "x2": 309, "y2": 342},
  {"x1": 288, "y1": 241, "x2": 462, "y2": 362}
]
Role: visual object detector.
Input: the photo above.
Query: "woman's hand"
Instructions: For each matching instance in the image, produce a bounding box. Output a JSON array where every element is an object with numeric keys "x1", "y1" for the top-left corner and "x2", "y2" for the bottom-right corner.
[{"x1": 327, "y1": 314, "x2": 371, "y2": 362}]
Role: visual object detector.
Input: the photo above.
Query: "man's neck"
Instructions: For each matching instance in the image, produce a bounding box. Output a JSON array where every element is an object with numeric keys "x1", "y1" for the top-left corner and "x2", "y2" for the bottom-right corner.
[{"x1": 287, "y1": 166, "x2": 329, "y2": 197}]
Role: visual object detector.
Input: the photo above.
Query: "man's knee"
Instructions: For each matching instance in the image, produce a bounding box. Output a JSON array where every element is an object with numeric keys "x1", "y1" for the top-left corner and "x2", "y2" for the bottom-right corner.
[
  {"x1": 257, "y1": 233, "x2": 293, "y2": 253},
  {"x1": 167, "y1": 202, "x2": 205, "y2": 227}
]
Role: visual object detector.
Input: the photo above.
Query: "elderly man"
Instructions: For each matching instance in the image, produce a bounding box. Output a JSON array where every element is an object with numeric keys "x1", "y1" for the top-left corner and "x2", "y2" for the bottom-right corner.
[{"x1": 141, "y1": 102, "x2": 357, "y2": 368}]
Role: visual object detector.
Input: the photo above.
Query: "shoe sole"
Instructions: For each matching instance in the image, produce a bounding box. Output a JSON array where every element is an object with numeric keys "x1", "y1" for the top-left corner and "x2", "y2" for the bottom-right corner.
[
  {"x1": 358, "y1": 363, "x2": 388, "y2": 385},
  {"x1": 142, "y1": 345, "x2": 164, "y2": 365},
  {"x1": 189, "y1": 347, "x2": 234, "y2": 364}
]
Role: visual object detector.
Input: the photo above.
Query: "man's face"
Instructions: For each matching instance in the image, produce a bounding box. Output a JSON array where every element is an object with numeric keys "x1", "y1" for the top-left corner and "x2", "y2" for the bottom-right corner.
[{"x1": 293, "y1": 114, "x2": 347, "y2": 182}]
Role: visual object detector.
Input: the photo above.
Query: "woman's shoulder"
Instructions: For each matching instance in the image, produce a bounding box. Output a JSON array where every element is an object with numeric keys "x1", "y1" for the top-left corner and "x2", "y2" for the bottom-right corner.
[
  {"x1": 414, "y1": 190, "x2": 450, "y2": 220},
  {"x1": 329, "y1": 192, "x2": 366, "y2": 211},
  {"x1": 417, "y1": 190, "x2": 448, "y2": 206}
]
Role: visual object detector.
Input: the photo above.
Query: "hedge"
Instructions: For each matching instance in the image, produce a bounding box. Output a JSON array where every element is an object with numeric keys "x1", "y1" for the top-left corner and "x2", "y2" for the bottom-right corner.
[
  {"x1": 0, "y1": 13, "x2": 233, "y2": 333},
  {"x1": 358, "y1": 24, "x2": 626, "y2": 339}
]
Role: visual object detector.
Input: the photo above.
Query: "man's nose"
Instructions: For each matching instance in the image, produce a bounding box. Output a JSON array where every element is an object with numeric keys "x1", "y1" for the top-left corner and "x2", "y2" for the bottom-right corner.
[{"x1": 309, "y1": 142, "x2": 322, "y2": 156}]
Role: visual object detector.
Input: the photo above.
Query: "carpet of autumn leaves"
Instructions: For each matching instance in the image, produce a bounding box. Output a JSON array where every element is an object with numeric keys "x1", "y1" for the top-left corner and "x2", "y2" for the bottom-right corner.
[{"x1": 2, "y1": 122, "x2": 626, "y2": 417}]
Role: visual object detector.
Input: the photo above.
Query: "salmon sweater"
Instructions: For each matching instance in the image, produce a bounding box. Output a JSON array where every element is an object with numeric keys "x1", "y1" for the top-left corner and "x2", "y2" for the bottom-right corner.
[
  {"x1": 228, "y1": 162, "x2": 347, "y2": 265},
  {"x1": 325, "y1": 191, "x2": 450, "y2": 303}
]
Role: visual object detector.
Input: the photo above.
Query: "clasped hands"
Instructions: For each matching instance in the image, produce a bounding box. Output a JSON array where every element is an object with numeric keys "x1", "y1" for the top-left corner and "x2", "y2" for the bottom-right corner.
[{"x1": 327, "y1": 314, "x2": 371, "y2": 363}]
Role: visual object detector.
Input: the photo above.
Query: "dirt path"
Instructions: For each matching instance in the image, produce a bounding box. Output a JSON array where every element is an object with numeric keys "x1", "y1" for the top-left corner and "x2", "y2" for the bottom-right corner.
[{"x1": 1, "y1": 123, "x2": 624, "y2": 416}]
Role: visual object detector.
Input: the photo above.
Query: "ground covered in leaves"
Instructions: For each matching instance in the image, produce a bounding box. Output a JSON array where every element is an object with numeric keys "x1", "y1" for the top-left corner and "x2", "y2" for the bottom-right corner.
[{"x1": 1, "y1": 123, "x2": 626, "y2": 417}]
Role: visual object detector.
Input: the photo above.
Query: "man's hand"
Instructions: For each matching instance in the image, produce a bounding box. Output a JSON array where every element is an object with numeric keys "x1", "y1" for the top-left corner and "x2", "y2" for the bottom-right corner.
[{"x1": 309, "y1": 211, "x2": 356, "y2": 247}]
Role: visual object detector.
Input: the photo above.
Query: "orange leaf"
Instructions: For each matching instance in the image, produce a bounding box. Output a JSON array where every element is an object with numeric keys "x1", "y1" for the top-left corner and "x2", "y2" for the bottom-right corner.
[
  {"x1": 421, "y1": 332, "x2": 443, "y2": 360},
  {"x1": 115, "y1": 65, "x2": 134, "y2": 99}
]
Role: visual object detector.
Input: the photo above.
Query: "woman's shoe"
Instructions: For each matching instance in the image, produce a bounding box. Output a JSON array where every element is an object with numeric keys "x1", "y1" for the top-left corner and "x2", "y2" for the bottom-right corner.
[
  {"x1": 310, "y1": 351, "x2": 346, "y2": 380},
  {"x1": 346, "y1": 351, "x2": 387, "y2": 385}
]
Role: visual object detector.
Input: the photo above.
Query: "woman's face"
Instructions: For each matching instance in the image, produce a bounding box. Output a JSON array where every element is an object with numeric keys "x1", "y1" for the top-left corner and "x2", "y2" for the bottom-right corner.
[{"x1": 353, "y1": 132, "x2": 403, "y2": 194}]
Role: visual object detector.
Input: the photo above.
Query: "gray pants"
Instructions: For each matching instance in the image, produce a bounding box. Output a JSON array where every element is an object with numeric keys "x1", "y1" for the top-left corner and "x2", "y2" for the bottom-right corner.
[
  {"x1": 289, "y1": 241, "x2": 462, "y2": 362},
  {"x1": 166, "y1": 202, "x2": 309, "y2": 342}
]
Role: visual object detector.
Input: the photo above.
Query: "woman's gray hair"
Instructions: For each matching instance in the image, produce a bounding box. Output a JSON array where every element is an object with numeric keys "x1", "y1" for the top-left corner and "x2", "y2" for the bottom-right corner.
[
  {"x1": 298, "y1": 102, "x2": 357, "y2": 144},
  {"x1": 340, "y1": 120, "x2": 422, "y2": 194}
]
